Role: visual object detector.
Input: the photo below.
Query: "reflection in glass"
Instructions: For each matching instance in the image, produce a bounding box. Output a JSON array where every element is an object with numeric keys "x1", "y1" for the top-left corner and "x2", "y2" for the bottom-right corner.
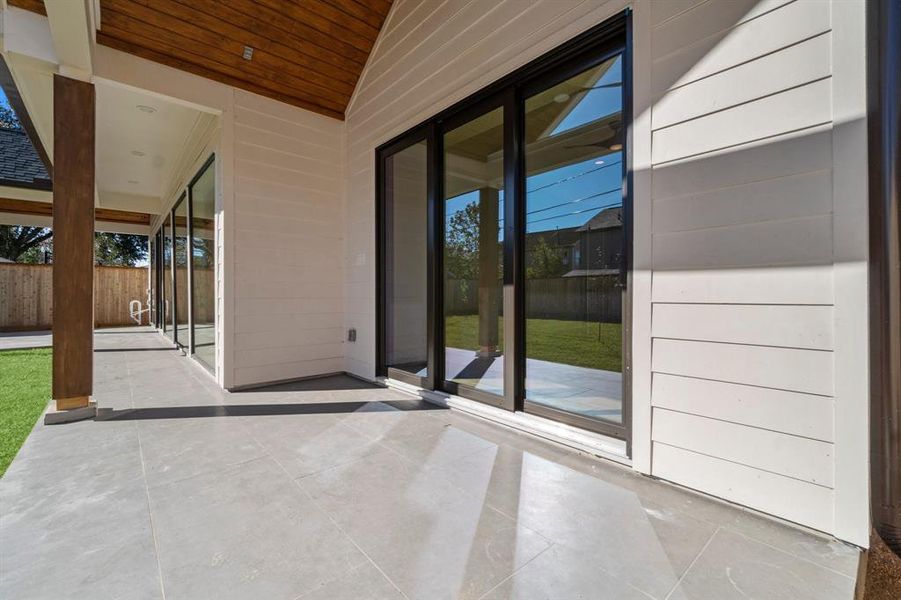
[
  {"x1": 149, "y1": 233, "x2": 157, "y2": 327},
  {"x1": 190, "y1": 161, "x2": 216, "y2": 371},
  {"x1": 162, "y1": 214, "x2": 173, "y2": 338},
  {"x1": 385, "y1": 141, "x2": 428, "y2": 377},
  {"x1": 443, "y1": 106, "x2": 504, "y2": 397},
  {"x1": 524, "y1": 54, "x2": 625, "y2": 423},
  {"x1": 174, "y1": 195, "x2": 189, "y2": 348}
]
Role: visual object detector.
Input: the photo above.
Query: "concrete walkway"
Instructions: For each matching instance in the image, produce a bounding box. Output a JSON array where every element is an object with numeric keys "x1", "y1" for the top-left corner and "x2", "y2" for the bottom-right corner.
[
  {"x1": 0, "y1": 329, "x2": 52, "y2": 350},
  {"x1": 0, "y1": 327, "x2": 859, "y2": 599}
]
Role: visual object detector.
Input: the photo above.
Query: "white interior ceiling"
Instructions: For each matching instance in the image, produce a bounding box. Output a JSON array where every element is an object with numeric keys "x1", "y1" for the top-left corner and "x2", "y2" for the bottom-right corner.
[{"x1": 95, "y1": 82, "x2": 205, "y2": 209}]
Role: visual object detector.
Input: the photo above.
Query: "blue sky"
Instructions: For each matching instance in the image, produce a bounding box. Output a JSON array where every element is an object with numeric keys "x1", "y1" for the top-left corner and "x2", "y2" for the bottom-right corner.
[{"x1": 446, "y1": 55, "x2": 624, "y2": 237}]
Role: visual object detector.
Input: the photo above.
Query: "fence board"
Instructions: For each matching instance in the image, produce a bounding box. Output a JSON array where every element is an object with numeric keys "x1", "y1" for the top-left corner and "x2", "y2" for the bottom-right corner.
[{"x1": 0, "y1": 263, "x2": 151, "y2": 330}]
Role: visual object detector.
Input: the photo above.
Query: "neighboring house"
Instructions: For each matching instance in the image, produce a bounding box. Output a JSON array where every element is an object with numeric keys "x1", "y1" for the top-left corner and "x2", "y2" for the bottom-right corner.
[{"x1": 1, "y1": 0, "x2": 898, "y2": 562}]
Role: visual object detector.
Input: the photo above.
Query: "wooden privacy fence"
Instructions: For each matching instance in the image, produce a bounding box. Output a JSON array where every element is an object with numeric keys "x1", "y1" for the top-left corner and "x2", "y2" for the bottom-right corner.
[
  {"x1": 446, "y1": 276, "x2": 623, "y2": 323},
  {"x1": 0, "y1": 263, "x2": 151, "y2": 331}
]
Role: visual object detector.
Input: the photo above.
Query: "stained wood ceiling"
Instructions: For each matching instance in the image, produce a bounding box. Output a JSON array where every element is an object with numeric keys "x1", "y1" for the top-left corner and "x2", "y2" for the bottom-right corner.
[
  {"x1": 11, "y1": 0, "x2": 393, "y2": 120},
  {"x1": 7, "y1": 0, "x2": 46, "y2": 16}
]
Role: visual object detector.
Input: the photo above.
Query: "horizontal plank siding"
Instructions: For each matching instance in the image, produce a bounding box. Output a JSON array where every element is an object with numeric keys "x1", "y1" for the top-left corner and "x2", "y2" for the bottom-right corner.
[
  {"x1": 652, "y1": 443, "x2": 834, "y2": 533},
  {"x1": 652, "y1": 373, "x2": 833, "y2": 441},
  {"x1": 646, "y1": 0, "x2": 843, "y2": 536},
  {"x1": 653, "y1": 338, "x2": 833, "y2": 398},
  {"x1": 652, "y1": 304, "x2": 834, "y2": 350},
  {"x1": 232, "y1": 89, "x2": 345, "y2": 387},
  {"x1": 653, "y1": 408, "x2": 834, "y2": 486}
]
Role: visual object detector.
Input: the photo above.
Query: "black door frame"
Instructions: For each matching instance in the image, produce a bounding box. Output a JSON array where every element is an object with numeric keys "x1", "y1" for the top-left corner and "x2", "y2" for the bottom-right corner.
[{"x1": 376, "y1": 10, "x2": 632, "y2": 446}]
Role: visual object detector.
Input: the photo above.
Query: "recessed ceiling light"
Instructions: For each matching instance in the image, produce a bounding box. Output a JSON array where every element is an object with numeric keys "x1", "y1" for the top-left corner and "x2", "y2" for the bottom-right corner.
[
  {"x1": 553, "y1": 93, "x2": 570, "y2": 103},
  {"x1": 136, "y1": 104, "x2": 157, "y2": 113},
  {"x1": 131, "y1": 150, "x2": 146, "y2": 157},
  {"x1": 128, "y1": 180, "x2": 139, "y2": 184},
  {"x1": 594, "y1": 160, "x2": 605, "y2": 165},
  {"x1": 609, "y1": 143, "x2": 623, "y2": 151},
  {"x1": 242, "y1": 46, "x2": 254, "y2": 60}
]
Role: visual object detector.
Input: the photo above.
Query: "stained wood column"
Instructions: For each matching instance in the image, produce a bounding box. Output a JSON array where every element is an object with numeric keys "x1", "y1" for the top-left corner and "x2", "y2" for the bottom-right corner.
[
  {"x1": 52, "y1": 74, "x2": 95, "y2": 410},
  {"x1": 477, "y1": 187, "x2": 500, "y2": 357}
]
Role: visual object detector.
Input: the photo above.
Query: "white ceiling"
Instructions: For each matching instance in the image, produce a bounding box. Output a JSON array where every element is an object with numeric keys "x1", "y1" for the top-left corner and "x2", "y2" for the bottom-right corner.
[{"x1": 95, "y1": 82, "x2": 204, "y2": 204}]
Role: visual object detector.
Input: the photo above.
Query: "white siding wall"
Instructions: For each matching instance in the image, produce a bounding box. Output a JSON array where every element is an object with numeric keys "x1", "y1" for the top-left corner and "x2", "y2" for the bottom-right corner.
[
  {"x1": 648, "y1": 0, "x2": 867, "y2": 545},
  {"x1": 231, "y1": 90, "x2": 346, "y2": 387},
  {"x1": 344, "y1": 0, "x2": 868, "y2": 544}
]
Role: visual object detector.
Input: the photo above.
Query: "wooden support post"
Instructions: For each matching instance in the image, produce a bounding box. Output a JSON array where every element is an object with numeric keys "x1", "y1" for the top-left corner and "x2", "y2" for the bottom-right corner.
[
  {"x1": 51, "y1": 74, "x2": 95, "y2": 414},
  {"x1": 477, "y1": 187, "x2": 500, "y2": 357}
]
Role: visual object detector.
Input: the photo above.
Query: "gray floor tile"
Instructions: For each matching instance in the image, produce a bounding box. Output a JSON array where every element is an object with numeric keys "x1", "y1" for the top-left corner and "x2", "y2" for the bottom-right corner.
[
  {"x1": 299, "y1": 561, "x2": 405, "y2": 600},
  {"x1": 138, "y1": 417, "x2": 266, "y2": 487},
  {"x1": 242, "y1": 413, "x2": 385, "y2": 478},
  {"x1": 149, "y1": 458, "x2": 367, "y2": 600},
  {"x1": 432, "y1": 446, "x2": 715, "y2": 598},
  {"x1": 669, "y1": 529, "x2": 856, "y2": 600},
  {"x1": 481, "y1": 543, "x2": 653, "y2": 600},
  {"x1": 302, "y1": 449, "x2": 551, "y2": 599}
]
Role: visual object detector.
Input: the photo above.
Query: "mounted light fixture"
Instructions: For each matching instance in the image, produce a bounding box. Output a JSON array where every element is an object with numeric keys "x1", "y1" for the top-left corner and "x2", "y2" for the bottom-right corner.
[
  {"x1": 553, "y1": 93, "x2": 570, "y2": 103},
  {"x1": 242, "y1": 46, "x2": 254, "y2": 60}
]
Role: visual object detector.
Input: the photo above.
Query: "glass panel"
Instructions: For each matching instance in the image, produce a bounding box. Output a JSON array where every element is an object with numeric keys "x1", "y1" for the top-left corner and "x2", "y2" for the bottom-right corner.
[
  {"x1": 174, "y1": 196, "x2": 190, "y2": 348},
  {"x1": 190, "y1": 161, "x2": 216, "y2": 371},
  {"x1": 149, "y1": 234, "x2": 157, "y2": 327},
  {"x1": 162, "y1": 215, "x2": 173, "y2": 338},
  {"x1": 443, "y1": 106, "x2": 504, "y2": 396},
  {"x1": 385, "y1": 140, "x2": 429, "y2": 377},
  {"x1": 524, "y1": 54, "x2": 625, "y2": 423}
]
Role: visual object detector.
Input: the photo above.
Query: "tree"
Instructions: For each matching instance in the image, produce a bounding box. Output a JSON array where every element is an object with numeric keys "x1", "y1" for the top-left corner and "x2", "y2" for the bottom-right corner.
[
  {"x1": 0, "y1": 226, "x2": 147, "y2": 266},
  {"x1": 0, "y1": 226, "x2": 53, "y2": 262},
  {"x1": 93, "y1": 233, "x2": 148, "y2": 266},
  {"x1": 445, "y1": 201, "x2": 481, "y2": 282},
  {"x1": 526, "y1": 236, "x2": 567, "y2": 279},
  {"x1": 0, "y1": 104, "x2": 21, "y2": 131}
]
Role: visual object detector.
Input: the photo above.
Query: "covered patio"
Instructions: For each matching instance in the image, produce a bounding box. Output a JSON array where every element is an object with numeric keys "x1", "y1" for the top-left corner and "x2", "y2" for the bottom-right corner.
[{"x1": 0, "y1": 328, "x2": 858, "y2": 599}]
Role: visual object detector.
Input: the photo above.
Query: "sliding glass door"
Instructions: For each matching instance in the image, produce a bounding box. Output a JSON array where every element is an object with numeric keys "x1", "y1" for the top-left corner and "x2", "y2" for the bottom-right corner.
[
  {"x1": 173, "y1": 194, "x2": 190, "y2": 349},
  {"x1": 522, "y1": 53, "x2": 626, "y2": 431},
  {"x1": 376, "y1": 13, "x2": 630, "y2": 442},
  {"x1": 153, "y1": 156, "x2": 217, "y2": 376},
  {"x1": 442, "y1": 103, "x2": 506, "y2": 404},
  {"x1": 162, "y1": 213, "x2": 174, "y2": 339},
  {"x1": 190, "y1": 158, "x2": 216, "y2": 371},
  {"x1": 381, "y1": 136, "x2": 431, "y2": 386}
]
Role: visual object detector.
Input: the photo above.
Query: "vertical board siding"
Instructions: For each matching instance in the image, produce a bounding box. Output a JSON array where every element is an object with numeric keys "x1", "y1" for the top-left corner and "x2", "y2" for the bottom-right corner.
[
  {"x1": 232, "y1": 89, "x2": 345, "y2": 387},
  {"x1": 342, "y1": 0, "x2": 863, "y2": 540},
  {"x1": 0, "y1": 263, "x2": 151, "y2": 330}
]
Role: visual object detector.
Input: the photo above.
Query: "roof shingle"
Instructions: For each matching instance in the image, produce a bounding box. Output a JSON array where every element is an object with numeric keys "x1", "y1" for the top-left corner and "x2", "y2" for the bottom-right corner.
[{"x1": 0, "y1": 127, "x2": 51, "y2": 190}]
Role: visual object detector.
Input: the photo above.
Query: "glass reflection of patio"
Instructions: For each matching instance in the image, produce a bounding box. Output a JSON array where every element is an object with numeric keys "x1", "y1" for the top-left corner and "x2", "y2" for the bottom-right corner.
[{"x1": 441, "y1": 347, "x2": 623, "y2": 422}]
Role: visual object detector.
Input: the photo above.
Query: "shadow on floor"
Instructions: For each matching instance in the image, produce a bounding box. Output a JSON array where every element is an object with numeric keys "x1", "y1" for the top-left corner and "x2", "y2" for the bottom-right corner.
[
  {"x1": 232, "y1": 374, "x2": 378, "y2": 393},
  {"x1": 95, "y1": 399, "x2": 444, "y2": 421},
  {"x1": 94, "y1": 347, "x2": 175, "y2": 353}
]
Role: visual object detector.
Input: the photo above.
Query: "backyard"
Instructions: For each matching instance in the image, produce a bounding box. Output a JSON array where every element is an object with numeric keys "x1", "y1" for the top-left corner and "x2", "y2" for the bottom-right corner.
[
  {"x1": 445, "y1": 314, "x2": 622, "y2": 372},
  {"x1": 0, "y1": 348, "x2": 51, "y2": 477}
]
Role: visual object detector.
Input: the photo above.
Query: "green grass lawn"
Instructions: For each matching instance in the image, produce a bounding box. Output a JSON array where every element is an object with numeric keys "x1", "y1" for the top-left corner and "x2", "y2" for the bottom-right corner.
[
  {"x1": 445, "y1": 315, "x2": 622, "y2": 372},
  {"x1": 0, "y1": 348, "x2": 51, "y2": 477}
]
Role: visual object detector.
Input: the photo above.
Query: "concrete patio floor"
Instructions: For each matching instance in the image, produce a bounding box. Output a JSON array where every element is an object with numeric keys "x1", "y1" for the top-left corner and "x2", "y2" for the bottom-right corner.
[
  {"x1": 0, "y1": 329, "x2": 52, "y2": 350},
  {"x1": 0, "y1": 327, "x2": 859, "y2": 599}
]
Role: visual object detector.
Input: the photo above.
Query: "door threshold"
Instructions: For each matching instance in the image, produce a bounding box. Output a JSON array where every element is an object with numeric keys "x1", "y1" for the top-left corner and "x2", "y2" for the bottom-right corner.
[{"x1": 381, "y1": 377, "x2": 630, "y2": 466}]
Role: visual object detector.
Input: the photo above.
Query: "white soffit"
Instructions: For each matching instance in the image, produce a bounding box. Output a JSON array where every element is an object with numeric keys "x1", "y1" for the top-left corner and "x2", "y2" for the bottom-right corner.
[{"x1": 95, "y1": 81, "x2": 205, "y2": 202}]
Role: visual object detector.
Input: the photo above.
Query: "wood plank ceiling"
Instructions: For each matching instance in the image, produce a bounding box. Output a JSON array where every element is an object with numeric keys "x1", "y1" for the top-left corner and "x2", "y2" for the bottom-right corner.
[{"x1": 10, "y1": 0, "x2": 393, "y2": 120}]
